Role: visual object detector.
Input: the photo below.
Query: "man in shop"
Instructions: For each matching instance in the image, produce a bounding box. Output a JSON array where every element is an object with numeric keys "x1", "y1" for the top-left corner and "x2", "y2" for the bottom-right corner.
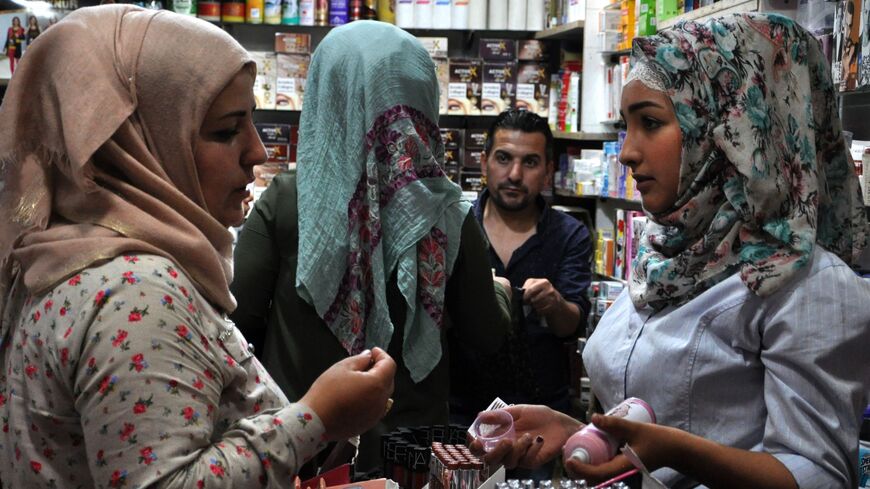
[{"x1": 449, "y1": 109, "x2": 592, "y2": 423}]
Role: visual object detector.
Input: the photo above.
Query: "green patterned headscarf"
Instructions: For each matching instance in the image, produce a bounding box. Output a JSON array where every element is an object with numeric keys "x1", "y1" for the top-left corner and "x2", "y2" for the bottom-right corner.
[
  {"x1": 627, "y1": 13, "x2": 867, "y2": 309},
  {"x1": 295, "y1": 21, "x2": 469, "y2": 382}
]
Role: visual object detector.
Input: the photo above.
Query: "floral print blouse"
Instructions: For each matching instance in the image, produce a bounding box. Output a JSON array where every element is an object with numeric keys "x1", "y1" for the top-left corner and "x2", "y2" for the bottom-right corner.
[{"x1": 0, "y1": 254, "x2": 327, "y2": 488}]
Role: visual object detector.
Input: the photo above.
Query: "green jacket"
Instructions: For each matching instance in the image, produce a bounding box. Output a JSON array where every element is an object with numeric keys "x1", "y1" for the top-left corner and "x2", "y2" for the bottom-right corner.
[{"x1": 230, "y1": 173, "x2": 511, "y2": 470}]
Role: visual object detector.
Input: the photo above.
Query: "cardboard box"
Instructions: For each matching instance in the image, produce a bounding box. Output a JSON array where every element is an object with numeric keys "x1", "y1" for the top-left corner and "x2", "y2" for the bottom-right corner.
[
  {"x1": 275, "y1": 32, "x2": 311, "y2": 53},
  {"x1": 481, "y1": 61, "x2": 516, "y2": 115},
  {"x1": 249, "y1": 51, "x2": 277, "y2": 110},
  {"x1": 516, "y1": 61, "x2": 549, "y2": 118},
  {"x1": 441, "y1": 128, "x2": 464, "y2": 149},
  {"x1": 444, "y1": 147, "x2": 463, "y2": 167},
  {"x1": 466, "y1": 128, "x2": 487, "y2": 149},
  {"x1": 448, "y1": 59, "x2": 482, "y2": 115},
  {"x1": 418, "y1": 36, "x2": 449, "y2": 58},
  {"x1": 459, "y1": 169, "x2": 485, "y2": 192},
  {"x1": 256, "y1": 123, "x2": 293, "y2": 144},
  {"x1": 276, "y1": 53, "x2": 309, "y2": 111},
  {"x1": 464, "y1": 149, "x2": 484, "y2": 169},
  {"x1": 517, "y1": 40, "x2": 548, "y2": 60},
  {"x1": 479, "y1": 38, "x2": 517, "y2": 61},
  {"x1": 264, "y1": 143, "x2": 290, "y2": 163}
]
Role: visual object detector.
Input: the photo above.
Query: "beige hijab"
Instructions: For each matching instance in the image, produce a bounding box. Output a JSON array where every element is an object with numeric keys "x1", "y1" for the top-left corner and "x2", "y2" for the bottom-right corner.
[{"x1": 0, "y1": 4, "x2": 253, "y2": 334}]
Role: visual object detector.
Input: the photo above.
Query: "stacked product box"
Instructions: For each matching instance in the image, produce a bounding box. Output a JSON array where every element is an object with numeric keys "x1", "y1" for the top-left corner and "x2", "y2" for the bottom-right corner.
[
  {"x1": 419, "y1": 37, "x2": 450, "y2": 114},
  {"x1": 441, "y1": 128, "x2": 464, "y2": 183},
  {"x1": 274, "y1": 33, "x2": 311, "y2": 110},
  {"x1": 516, "y1": 40, "x2": 551, "y2": 118},
  {"x1": 448, "y1": 59, "x2": 483, "y2": 115},
  {"x1": 249, "y1": 51, "x2": 278, "y2": 109},
  {"x1": 460, "y1": 128, "x2": 487, "y2": 193},
  {"x1": 479, "y1": 40, "x2": 517, "y2": 116}
]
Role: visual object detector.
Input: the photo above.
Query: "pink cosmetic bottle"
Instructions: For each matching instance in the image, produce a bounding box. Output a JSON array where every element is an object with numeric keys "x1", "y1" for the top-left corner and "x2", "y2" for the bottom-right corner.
[{"x1": 562, "y1": 397, "x2": 656, "y2": 465}]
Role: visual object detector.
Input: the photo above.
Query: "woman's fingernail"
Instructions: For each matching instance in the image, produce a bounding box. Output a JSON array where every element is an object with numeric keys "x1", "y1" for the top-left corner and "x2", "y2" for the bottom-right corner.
[{"x1": 535, "y1": 436, "x2": 544, "y2": 443}]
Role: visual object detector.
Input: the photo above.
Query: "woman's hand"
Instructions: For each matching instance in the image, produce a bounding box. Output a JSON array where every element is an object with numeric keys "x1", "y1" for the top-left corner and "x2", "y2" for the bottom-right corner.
[
  {"x1": 300, "y1": 347, "x2": 396, "y2": 442},
  {"x1": 469, "y1": 404, "x2": 583, "y2": 469},
  {"x1": 564, "y1": 413, "x2": 681, "y2": 483}
]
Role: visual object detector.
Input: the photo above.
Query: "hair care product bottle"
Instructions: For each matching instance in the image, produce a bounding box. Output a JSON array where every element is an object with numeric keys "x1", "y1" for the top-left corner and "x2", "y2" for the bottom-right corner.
[{"x1": 562, "y1": 397, "x2": 655, "y2": 465}]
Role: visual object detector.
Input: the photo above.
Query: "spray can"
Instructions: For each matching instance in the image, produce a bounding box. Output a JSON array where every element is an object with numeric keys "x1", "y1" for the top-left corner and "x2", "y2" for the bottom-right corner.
[
  {"x1": 562, "y1": 398, "x2": 655, "y2": 465},
  {"x1": 197, "y1": 0, "x2": 222, "y2": 20},
  {"x1": 247, "y1": 0, "x2": 265, "y2": 22},
  {"x1": 222, "y1": 0, "x2": 247, "y2": 22},
  {"x1": 282, "y1": 0, "x2": 300, "y2": 22},
  {"x1": 299, "y1": 0, "x2": 315, "y2": 24},
  {"x1": 314, "y1": 0, "x2": 329, "y2": 24},
  {"x1": 172, "y1": 0, "x2": 197, "y2": 15}
]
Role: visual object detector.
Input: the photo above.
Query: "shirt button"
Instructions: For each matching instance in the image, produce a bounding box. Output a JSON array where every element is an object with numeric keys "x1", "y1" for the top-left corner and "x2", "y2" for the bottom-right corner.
[{"x1": 247, "y1": 343, "x2": 255, "y2": 354}]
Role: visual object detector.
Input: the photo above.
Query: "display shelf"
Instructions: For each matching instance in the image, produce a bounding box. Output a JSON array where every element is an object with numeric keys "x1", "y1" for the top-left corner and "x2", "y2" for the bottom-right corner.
[
  {"x1": 554, "y1": 188, "x2": 644, "y2": 210},
  {"x1": 535, "y1": 20, "x2": 585, "y2": 40},
  {"x1": 601, "y1": 48, "x2": 631, "y2": 58},
  {"x1": 594, "y1": 272, "x2": 627, "y2": 284},
  {"x1": 656, "y1": 0, "x2": 758, "y2": 30},
  {"x1": 221, "y1": 21, "x2": 536, "y2": 36},
  {"x1": 553, "y1": 131, "x2": 618, "y2": 141}
]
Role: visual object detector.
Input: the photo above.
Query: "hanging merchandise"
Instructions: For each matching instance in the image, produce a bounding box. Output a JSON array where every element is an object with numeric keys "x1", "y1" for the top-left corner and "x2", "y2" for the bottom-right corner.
[
  {"x1": 222, "y1": 0, "x2": 247, "y2": 22},
  {"x1": 508, "y1": 0, "x2": 526, "y2": 29},
  {"x1": 378, "y1": 0, "x2": 396, "y2": 22},
  {"x1": 451, "y1": 0, "x2": 469, "y2": 28},
  {"x1": 248, "y1": 0, "x2": 265, "y2": 22},
  {"x1": 488, "y1": 0, "x2": 508, "y2": 29},
  {"x1": 282, "y1": 0, "x2": 300, "y2": 22},
  {"x1": 468, "y1": 0, "x2": 487, "y2": 28},
  {"x1": 299, "y1": 0, "x2": 316, "y2": 23},
  {"x1": 433, "y1": 0, "x2": 451, "y2": 27},
  {"x1": 331, "y1": 0, "x2": 349, "y2": 23},
  {"x1": 526, "y1": 0, "x2": 544, "y2": 30},
  {"x1": 396, "y1": 0, "x2": 414, "y2": 26},
  {"x1": 197, "y1": 0, "x2": 222, "y2": 20},
  {"x1": 414, "y1": 0, "x2": 433, "y2": 27},
  {"x1": 314, "y1": 0, "x2": 329, "y2": 24},
  {"x1": 172, "y1": 0, "x2": 197, "y2": 15}
]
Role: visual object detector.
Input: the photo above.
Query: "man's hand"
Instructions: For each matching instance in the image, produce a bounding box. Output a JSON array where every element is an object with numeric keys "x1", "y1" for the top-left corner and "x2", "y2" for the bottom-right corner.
[
  {"x1": 522, "y1": 278, "x2": 580, "y2": 336},
  {"x1": 522, "y1": 278, "x2": 564, "y2": 316}
]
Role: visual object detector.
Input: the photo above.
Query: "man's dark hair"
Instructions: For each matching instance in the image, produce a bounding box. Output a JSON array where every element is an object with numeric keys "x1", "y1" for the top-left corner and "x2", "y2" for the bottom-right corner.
[{"x1": 483, "y1": 109, "x2": 554, "y2": 164}]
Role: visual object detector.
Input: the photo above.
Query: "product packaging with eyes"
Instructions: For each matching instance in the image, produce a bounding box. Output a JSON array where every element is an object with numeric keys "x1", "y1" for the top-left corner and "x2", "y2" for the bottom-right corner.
[
  {"x1": 481, "y1": 62, "x2": 516, "y2": 115},
  {"x1": 516, "y1": 62, "x2": 549, "y2": 118},
  {"x1": 250, "y1": 51, "x2": 277, "y2": 110},
  {"x1": 276, "y1": 53, "x2": 309, "y2": 111},
  {"x1": 448, "y1": 59, "x2": 482, "y2": 115}
]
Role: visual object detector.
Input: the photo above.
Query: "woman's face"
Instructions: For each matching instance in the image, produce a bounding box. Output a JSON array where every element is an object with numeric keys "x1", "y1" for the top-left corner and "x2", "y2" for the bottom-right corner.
[
  {"x1": 194, "y1": 69, "x2": 266, "y2": 227},
  {"x1": 619, "y1": 80, "x2": 683, "y2": 214},
  {"x1": 29, "y1": 17, "x2": 37, "y2": 28},
  {"x1": 12, "y1": 17, "x2": 20, "y2": 27}
]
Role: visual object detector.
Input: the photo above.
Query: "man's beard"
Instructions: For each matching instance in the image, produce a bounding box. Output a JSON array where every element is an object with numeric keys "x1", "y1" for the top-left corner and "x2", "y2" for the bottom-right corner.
[{"x1": 490, "y1": 183, "x2": 532, "y2": 212}]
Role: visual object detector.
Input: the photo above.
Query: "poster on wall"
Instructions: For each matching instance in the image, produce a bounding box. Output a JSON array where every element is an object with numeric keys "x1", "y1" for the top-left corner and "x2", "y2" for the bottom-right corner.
[{"x1": 0, "y1": 6, "x2": 69, "y2": 79}]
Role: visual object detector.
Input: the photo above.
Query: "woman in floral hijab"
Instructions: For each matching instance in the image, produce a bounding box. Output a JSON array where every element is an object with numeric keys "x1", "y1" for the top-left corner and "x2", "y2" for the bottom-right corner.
[{"x1": 470, "y1": 13, "x2": 870, "y2": 488}]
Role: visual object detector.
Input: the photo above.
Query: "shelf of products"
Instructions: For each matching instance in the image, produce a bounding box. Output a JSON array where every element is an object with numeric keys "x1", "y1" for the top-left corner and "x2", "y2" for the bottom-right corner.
[
  {"x1": 534, "y1": 20, "x2": 585, "y2": 40},
  {"x1": 553, "y1": 131, "x2": 618, "y2": 141},
  {"x1": 554, "y1": 188, "x2": 643, "y2": 210},
  {"x1": 601, "y1": 48, "x2": 631, "y2": 58},
  {"x1": 656, "y1": 0, "x2": 758, "y2": 30},
  {"x1": 594, "y1": 272, "x2": 627, "y2": 284},
  {"x1": 221, "y1": 22, "x2": 537, "y2": 37}
]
